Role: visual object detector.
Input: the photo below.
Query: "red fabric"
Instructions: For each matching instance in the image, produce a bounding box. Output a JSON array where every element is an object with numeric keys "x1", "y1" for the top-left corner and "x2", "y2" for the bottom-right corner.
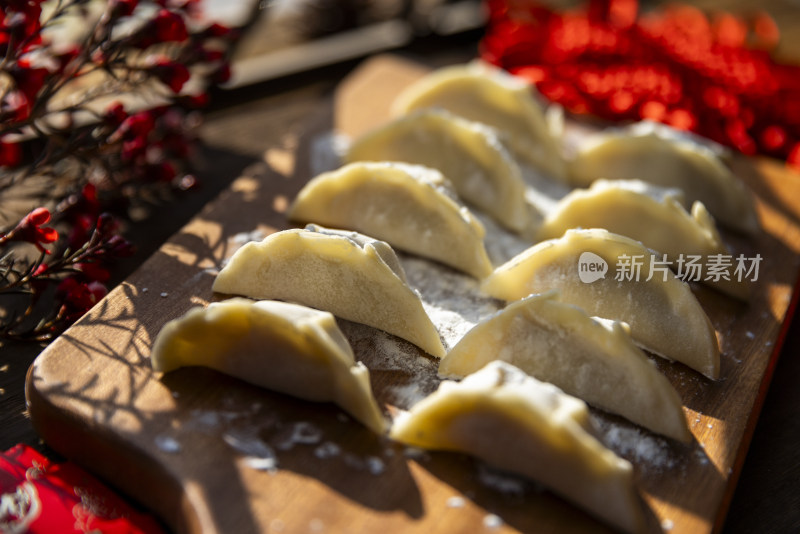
[{"x1": 0, "y1": 444, "x2": 165, "y2": 534}]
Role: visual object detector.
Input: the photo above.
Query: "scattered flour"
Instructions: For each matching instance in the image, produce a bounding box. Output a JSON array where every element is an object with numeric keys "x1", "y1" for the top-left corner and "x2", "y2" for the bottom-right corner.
[
  {"x1": 231, "y1": 229, "x2": 266, "y2": 246},
  {"x1": 365, "y1": 456, "x2": 386, "y2": 475},
  {"x1": 154, "y1": 435, "x2": 181, "y2": 454},
  {"x1": 399, "y1": 254, "x2": 503, "y2": 350},
  {"x1": 314, "y1": 441, "x2": 341, "y2": 459},
  {"x1": 591, "y1": 414, "x2": 678, "y2": 472},
  {"x1": 403, "y1": 446, "x2": 429, "y2": 461},
  {"x1": 222, "y1": 428, "x2": 278, "y2": 472},
  {"x1": 473, "y1": 212, "x2": 533, "y2": 267},
  {"x1": 275, "y1": 421, "x2": 323, "y2": 451},
  {"x1": 483, "y1": 513, "x2": 504, "y2": 529},
  {"x1": 310, "y1": 131, "x2": 348, "y2": 176},
  {"x1": 476, "y1": 463, "x2": 530, "y2": 496},
  {"x1": 185, "y1": 409, "x2": 243, "y2": 430},
  {"x1": 338, "y1": 321, "x2": 442, "y2": 410},
  {"x1": 446, "y1": 496, "x2": 466, "y2": 508},
  {"x1": 342, "y1": 452, "x2": 385, "y2": 475}
]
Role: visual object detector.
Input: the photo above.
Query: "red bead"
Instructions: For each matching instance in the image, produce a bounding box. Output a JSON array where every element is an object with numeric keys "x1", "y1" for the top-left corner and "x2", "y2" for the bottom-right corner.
[
  {"x1": 760, "y1": 125, "x2": 787, "y2": 152},
  {"x1": 640, "y1": 100, "x2": 667, "y2": 121},
  {"x1": 609, "y1": 91, "x2": 635, "y2": 113},
  {"x1": 787, "y1": 143, "x2": 800, "y2": 171},
  {"x1": 666, "y1": 109, "x2": 697, "y2": 131}
]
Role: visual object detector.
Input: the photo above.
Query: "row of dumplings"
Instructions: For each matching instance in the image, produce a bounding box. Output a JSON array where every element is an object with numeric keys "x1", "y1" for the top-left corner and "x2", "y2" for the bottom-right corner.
[
  {"x1": 150, "y1": 62, "x2": 760, "y2": 533},
  {"x1": 152, "y1": 297, "x2": 645, "y2": 533}
]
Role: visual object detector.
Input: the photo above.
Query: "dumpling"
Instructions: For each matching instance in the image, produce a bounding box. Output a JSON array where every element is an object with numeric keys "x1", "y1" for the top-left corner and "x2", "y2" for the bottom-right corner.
[
  {"x1": 439, "y1": 291, "x2": 690, "y2": 442},
  {"x1": 568, "y1": 127, "x2": 758, "y2": 234},
  {"x1": 536, "y1": 179, "x2": 748, "y2": 300},
  {"x1": 344, "y1": 109, "x2": 533, "y2": 234},
  {"x1": 537, "y1": 179, "x2": 725, "y2": 257},
  {"x1": 288, "y1": 162, "x2": 493, "y2": 279},
  {"x1": 391, "y1": 61, "x2": 567, "y2": 181},
  {"x1": 212, "y1": 225, "x2": 446, "y2": 358},
  {"x1": 390, "y1": 361, "x2": 646, "y2": 534},
  {"x1": 151, "y1": 298, "x2": 387, "y2": 434},
  {"x1": 481, "y1": 229, "x2": 721, "y2": 379}
]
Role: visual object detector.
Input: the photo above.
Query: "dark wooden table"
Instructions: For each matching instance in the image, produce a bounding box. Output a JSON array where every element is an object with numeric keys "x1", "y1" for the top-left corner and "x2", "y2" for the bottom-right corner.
[{"x1": 2, "y1": 4, "x2": 800, "y2": 532}]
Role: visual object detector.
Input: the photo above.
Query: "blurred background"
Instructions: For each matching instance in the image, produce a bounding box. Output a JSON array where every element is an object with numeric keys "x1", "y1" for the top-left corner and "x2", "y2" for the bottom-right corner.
[{"x1": 210, "y1": 0, "x2": 800, "y2": 87}]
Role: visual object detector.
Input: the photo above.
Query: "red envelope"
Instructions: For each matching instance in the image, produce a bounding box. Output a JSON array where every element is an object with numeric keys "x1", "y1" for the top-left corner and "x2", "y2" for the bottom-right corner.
[{"x1": 0, "y1": 444, "x2": 165, "y2": 534}]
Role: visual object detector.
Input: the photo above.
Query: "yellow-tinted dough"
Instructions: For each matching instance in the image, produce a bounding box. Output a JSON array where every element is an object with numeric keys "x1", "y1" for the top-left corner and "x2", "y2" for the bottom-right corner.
[
  {"x1": 569, "y1": 128, "x2": 758, "y2": 234},
  {"x1": 289, "y1": 161, "x2": 492, "y2": 278},
  {"x1": 213, "y1": 225, "x2": 446, "y2": 358},
  {"x1": 481, "y1": 229, "x2": 721, "y2": 379},
  {"x1": 345, "y1": 109, "x2": 533, "y2": 234},
  {"x1": 537, "y1": 179, "x2": 726, "y2": 257},
  {"x1": 390, "y1": 361, "x2": 646, "y2": 534},
  {"x1": 392, "y1": 61, "x2": 567, "y2": 181},
  {"x1": 440, "y1": 291, "x2": 690, "y2": 442},
  {"x1": 536, "y1": 179, "x2": 748, "y2": 300},
  {"x1": 151, "y1": 298, "x2": 386, "y2": 434}
]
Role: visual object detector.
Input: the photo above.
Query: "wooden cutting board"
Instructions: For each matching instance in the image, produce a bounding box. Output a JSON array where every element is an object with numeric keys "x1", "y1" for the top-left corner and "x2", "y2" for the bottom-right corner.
[{"x1": 26, "y1": 55, "x2": 800, "y2": 534}]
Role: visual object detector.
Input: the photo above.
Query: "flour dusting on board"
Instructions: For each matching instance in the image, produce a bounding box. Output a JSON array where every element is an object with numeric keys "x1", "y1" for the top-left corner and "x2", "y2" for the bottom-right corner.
[
  {"x1": 275, "y1": 421, "x2": 323, "y2": 450},
  {"x1": 399, "y1": 254, "x2": 503, "y2": 349},
  {"x1": 223, "y1": 428, "x2": 279, "y2": 472},
  {"x1": 476, "y1": 463, "x2": 534, "y2": 496},
  {"x1": 338, "y1": 320, "x2": 442, "y2": 409},
  {"x1": 590, "y1": 413, "x2": 681, "y2": 473},
  {"x1": 309, "y1": 131, "x2": 349, "y2": 176},
  {"x1": 154, "y1": 434, "x2": 181, "y2": 454}
]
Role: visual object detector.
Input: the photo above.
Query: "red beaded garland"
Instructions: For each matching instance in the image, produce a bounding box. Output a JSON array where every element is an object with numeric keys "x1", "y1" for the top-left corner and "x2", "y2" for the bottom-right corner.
[{"x1": 481, "y1": 0, "x2": 800, "y2": 169}]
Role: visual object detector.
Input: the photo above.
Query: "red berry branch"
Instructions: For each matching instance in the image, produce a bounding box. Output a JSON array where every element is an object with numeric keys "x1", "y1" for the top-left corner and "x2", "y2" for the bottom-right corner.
[
  {"x1": 481, "y1": 0, "x2": 800, "y2": 169},
  {"x1": 0, "y1": 0, "x2": 235, "y2": 342}
]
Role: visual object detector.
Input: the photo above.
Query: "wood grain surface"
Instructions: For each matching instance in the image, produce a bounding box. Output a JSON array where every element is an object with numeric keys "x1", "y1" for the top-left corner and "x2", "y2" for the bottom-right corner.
[{"x1": 26, "y1": 55, "x2": 800, "y2": 534}]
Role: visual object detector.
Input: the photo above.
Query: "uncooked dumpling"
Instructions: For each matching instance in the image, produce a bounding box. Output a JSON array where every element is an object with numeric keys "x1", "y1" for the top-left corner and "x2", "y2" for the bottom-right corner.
[
  {"x1": 439, "y1": 291, "x2": 690, "y2": 442},
  {"x1": 537, "y1": 179, "x2": 726, "y2": 257},
  {"x1": 536, "y1": 179, "x2": 748, "y2": 300},
  {"x1": 151, "y1": 298, "x2": 386, "y2": 434},
  {"x1": 288, "y1": 161, "x2": 493, "y2": 278},
  {"x1": 392, "y1": 61, "x2": 567, "y2": 181},
  {"x1": 390, "y1": 361, "x2": 646, "y2": 534},
  {"x1": 568, "y1": 126, "x2": 758, "y2": 234},
  {"x1": 212, "y1": 225, "x2": 446, "y2": 358},
  {"x1": 344, "y1": 109, "x2": 533, "y2": 234},
  {"x1": 481, "y1": 229, "x2": 720, "y2": 379}
]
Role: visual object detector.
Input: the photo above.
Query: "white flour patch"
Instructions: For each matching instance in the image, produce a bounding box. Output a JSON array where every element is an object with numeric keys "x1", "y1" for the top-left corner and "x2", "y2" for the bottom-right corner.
[
  {"x1": 314, "y1": 441, "x2": 342, "y2": 459},
  {"x1": 483, "y1": 513, "x2": 504, "y2": 529},
  {"x1": 446, "y1": 496, "x2": 466, "y2": 508},
  {"x1": 476, "y1": 463, "x2": 530, "y2": 496},
  {"x1": 400, "y1": 255, "x2": 503, "y2": 350},
  {"x1": 339, "y1": 321, "x2": 442, "y2": 410},
  {"x1": 591, "y1": 414, "x2": 679, "y2": 472},
  {"x1": 275, "y1": 421, "x2": 323, "y2": 451},
  {"x1": 223, "y1": 427, "x2": 279, "y2": 472},
  {"x1": 309, "y1": 131, "x2": 349, "y2": 176},
  {"x1": 231, "y1": 229, "x2": 266, "y2": 246},
  {"x1": 154, "y1": 435, "x2": 181, "y2": 454},
  {"x1": 473, "y1": 212, "x2": 533, "y2": 266}
]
